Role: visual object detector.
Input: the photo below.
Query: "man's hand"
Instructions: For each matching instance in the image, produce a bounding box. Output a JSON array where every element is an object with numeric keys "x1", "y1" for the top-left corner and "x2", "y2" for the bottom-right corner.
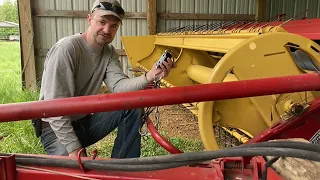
[
  {"x1": 69, "y1": 148, "x2": 87, "y2": 157},
  {"x1": 146, "y1": 57, "x2": 176, "y2": 82}
]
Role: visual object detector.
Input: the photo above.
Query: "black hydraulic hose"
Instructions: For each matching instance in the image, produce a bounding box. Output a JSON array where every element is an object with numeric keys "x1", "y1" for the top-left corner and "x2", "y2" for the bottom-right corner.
[
  {"x1": 1, "y1": 141, "x2": 319, "y2": 164},
  {"x1": 84, "y1": 141, "x2": 320, "y2": 165},
  {"x1": 10, "y1": 147, "x2": 320, "y2": 172},
  {"x1": 238, "y1": 141, "x2": 320, "y2": 153}
]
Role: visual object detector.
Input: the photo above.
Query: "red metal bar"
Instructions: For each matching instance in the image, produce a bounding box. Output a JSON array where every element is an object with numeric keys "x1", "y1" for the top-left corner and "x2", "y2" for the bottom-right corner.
[
  {"x1": 1, "y1": 73, "x2": 320, "y2": 122},
  {"x1": 147, "y1": 118, "x2": 183, "y2": 154},
  {"x1": 15, "y1": 165, "x2": 220, "y2": 180},
  {"x1": 254, "y1": 156, "x2": 284, "y2": 180},
  {"x1": 6, "y1": 154, "x2": 267, "y2": 180},
  {"x1": 245, "y1": 98, "x2": 320, "y2": 144}
]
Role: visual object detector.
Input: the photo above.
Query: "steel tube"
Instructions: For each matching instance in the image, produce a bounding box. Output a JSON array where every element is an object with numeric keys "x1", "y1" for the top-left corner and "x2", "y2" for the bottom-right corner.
[
  {"x1": 1, "y1": 73, "x2": 320, "y2": 122},
  {"x1": 147, "y1": 118, "x2": 183, "y2": 154}
]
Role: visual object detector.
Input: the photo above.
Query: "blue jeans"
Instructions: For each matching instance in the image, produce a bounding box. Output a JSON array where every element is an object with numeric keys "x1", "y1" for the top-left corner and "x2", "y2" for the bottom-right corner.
[{"x1": 40, "y1": 109, "x2": 142, "y2": 158}]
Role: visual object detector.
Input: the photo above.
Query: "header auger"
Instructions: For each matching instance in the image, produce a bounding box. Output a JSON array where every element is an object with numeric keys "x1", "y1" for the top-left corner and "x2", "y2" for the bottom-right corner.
[{"x1": 121, "y1": 17, "x2": 320, "y2": 151}]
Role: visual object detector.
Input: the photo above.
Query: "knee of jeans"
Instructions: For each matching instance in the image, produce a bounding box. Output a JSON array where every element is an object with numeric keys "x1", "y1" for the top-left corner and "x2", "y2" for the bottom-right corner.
[
  {"x1": 42, "y1": 138, "x2": 69, "y2": 156},
  {"x1": 125, "y1": 108, "x2": 143, "y2": 123},
  {"x1": 127, "y1": 108, "x2": 143, "y2": 117},
  {"x1": 40, "y1": 127, "x2": 69, "y2": 156}
]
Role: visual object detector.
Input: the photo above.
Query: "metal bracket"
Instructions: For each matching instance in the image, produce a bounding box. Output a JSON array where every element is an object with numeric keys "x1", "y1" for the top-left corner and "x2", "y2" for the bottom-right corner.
[{"x1": 0, "y1": 155, "x2": 16, "y2": 180}]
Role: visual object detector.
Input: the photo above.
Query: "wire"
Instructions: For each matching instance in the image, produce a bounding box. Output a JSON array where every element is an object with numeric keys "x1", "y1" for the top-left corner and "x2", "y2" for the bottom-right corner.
[
  {"x1": 261, "y1": 156, "x2": 281, "y2": 180},
  {"x1": 13, "y1": 147, "x2": 320, "y2": 172},
  {"x1": 1, "y1": 141, "x2": 319, "y2": 161},
  {"x1": 84, "y1": 141, "x2": 320, "y2": 165},
  {"x1": 3, "y1": 144, "x2": 320, "y2": 172}
]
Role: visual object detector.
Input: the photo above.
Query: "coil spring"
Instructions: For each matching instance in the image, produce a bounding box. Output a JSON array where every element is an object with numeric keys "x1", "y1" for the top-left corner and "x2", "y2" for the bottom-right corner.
[{"x1": 224, "y1": 161, "x2": 243, "y2": 170}]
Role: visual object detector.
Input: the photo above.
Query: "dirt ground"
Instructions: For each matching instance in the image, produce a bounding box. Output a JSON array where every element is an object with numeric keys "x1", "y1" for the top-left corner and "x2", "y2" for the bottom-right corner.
[{"x1": 149, "y1": 104, "x2": 201, "y2": 141}]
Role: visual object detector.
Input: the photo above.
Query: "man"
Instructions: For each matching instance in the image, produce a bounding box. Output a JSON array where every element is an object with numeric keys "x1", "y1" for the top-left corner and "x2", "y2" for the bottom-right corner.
[{"x1": 37, "y1": 0, "x2": 174, "y2": 158}]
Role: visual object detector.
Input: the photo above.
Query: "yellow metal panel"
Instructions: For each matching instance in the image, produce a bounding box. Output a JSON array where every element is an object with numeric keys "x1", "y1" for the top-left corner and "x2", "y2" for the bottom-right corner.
[
  {"x1": 154, "y1": 34, "x2": 259, "y2": 53},
  {"x1": 121, "y1": 35, "x2": 156, "y2": 67}
]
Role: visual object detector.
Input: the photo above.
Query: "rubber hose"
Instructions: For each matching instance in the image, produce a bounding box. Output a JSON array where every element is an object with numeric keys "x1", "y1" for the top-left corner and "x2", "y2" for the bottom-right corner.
[
  {"x1": 2, "y1": 141, "x2": 319, "y2": 164},
  {"x1": 14, "y1": 147, "x2": 320, "y2": 172},
  {"x1": 84, "y1": 141, "x2": 320, "y2": 165}
]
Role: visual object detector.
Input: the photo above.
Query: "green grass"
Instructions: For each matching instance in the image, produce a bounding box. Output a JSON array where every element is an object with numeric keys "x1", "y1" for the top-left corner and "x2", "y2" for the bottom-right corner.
[
  {"x1": 0, "y1": 41, "x2": 44, "y2": 154},
  {"x1": 0, "y1": 41, "x2": 203, "y2": 158}
]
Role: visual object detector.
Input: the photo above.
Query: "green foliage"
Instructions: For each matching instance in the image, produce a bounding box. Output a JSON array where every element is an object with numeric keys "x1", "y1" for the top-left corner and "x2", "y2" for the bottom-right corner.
[
  {"x1": 0, "y1": 42, "x2": 42, "y2": 154},
  {"x1": 0, "y1": 27, "x2": 19, "y2": 38},
  {"x1": 0, "y1": 0, "x2": 19, "y2": 38},
  {"x1": 0, "y1": 0, "x2": 18, "y2": 23}
]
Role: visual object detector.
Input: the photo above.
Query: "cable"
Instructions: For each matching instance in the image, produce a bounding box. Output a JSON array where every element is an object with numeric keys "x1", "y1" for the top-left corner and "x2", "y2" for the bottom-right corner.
[
  {"x1": 85, "y1": 141, "x2": 320, "y2": 165},
  {"x1": 1, "y1": 141, "x2": 319, "y2": 164},
  {"x1": 6, "y1": 146, "x2": 320, "y2": 172},
  {"x1": 261, "y1": 156, "x2": 281, "y2": 180}
]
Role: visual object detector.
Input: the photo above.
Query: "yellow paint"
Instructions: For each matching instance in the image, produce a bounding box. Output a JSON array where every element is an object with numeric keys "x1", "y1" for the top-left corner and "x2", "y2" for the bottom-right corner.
[{"x1": 121, "y1": 25, "x2": 320, "y2": 151}]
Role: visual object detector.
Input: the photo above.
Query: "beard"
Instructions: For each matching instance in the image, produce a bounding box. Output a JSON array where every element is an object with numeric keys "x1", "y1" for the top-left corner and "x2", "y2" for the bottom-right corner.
[{"x1": 94, "y1": 32, "x2": 113, "y2": 46}]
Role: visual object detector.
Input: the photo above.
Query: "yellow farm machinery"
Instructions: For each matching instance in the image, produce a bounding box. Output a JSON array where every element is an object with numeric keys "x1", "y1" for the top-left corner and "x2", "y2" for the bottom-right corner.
[{"x1": 121, "y1": 17, "x2": 320, "y2": 151}]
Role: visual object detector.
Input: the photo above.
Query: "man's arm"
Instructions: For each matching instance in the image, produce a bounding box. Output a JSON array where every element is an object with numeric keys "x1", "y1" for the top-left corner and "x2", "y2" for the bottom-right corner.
[
  {"x1": 104, "y1": 46, "x2": 174, "y2": 93},
  {"x1": 41, "y1": 45, "x2": 82, "y2": 154},
  {"x1": 103, "y1": 46, "x2": 150, "y2": 93}
]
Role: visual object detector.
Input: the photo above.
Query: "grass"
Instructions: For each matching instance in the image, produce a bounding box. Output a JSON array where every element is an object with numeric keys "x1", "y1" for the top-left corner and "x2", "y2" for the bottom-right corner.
[
  {"x1": 0, "y1": 41, "x2": 203, "y2": 158},
  {"x1": 0, "y1": 41, "x2": 44, "y2": 154}
]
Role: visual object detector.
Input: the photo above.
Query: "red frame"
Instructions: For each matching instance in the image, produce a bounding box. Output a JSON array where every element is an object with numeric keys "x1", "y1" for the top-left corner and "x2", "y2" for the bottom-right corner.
[{"x1": 1, "y1": 73, "x2": 320, "y2": 179}]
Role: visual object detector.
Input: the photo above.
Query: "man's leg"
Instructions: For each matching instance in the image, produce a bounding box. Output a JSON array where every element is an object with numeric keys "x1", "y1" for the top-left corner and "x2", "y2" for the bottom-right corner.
[
  {"x1": 78, "y1": 109, "x2": 142, "y2": 158},
  {"x1": 40, "y1": 124, "x2": 69, "y2": 156},
  {"x1": 40, "y1": 108, "x2": 142, "y2": 158}
]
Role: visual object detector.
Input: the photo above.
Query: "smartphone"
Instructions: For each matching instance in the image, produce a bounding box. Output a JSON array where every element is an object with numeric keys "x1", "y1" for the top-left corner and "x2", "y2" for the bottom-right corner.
[{"x1": 156, "y1": 49, "x2": 173, "y2": 69}]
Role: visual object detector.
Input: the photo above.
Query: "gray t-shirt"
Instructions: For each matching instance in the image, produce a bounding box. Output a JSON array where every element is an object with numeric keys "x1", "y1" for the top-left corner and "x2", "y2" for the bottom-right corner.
[{"x1": 39, "y1": 33, "x2": 149, "y2": 153}]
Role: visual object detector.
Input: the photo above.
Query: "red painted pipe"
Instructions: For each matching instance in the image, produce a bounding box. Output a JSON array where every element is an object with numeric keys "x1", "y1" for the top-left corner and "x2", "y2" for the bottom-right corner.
[
  {"x1": 1, "y1": 73, "x2": 320, "y2": 122},
  {"x1": 147, "y1": 118, "x2": 183, "y2": 154}
]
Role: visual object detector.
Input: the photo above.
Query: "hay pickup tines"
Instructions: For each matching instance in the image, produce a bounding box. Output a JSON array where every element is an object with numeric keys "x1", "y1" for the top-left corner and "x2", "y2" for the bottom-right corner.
[{"x1": 160, "y1": 18, "x2": 320, "y2": 41}]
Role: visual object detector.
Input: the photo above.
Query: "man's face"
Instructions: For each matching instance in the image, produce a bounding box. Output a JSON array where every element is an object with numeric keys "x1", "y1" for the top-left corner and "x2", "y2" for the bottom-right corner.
[{"x1": 88, "y1": 12, "x2": 120, "y2": 47}]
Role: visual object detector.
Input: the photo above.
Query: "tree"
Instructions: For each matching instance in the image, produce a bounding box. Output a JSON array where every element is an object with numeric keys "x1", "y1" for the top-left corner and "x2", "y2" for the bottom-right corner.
[
  {"x1": 0, "y1": 0, "x2": 19, "y2": 38},
  {"x1": 0, "y1": 0, "x2": 18, "y2": 23}
]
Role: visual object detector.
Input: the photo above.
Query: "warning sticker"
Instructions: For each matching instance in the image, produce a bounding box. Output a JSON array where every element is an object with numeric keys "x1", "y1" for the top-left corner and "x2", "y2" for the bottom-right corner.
[{"x1": 310, "y1": 130, "x2": 320, "y2": 144}]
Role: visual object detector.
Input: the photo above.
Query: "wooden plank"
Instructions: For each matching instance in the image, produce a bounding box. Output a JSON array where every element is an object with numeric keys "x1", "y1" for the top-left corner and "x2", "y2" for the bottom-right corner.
[
  {"x1": 147, "y1": 0, "x2": 157, "y2": 35},
  {"x1": 256, "y1": 0, "x2": 267, "y2": 21},
  {"x1": 31, "y1": 9, "x2": 255, "y2": 21},
  {"x1": 35, "y1": 48, "x2": 127, "y2": 57},
  {"x1": 32, "y1": 9, "x2": 147, "y2": 19},
  {"x1": 159, "y1": 13, "x2": 256, "y2": 21},
  {"x1": 18, "y1": 0, "x2": 37, "y2": 90}
]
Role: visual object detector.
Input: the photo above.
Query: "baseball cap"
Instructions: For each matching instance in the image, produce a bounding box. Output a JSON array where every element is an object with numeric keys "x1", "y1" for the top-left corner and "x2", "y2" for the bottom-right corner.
[{"x1": 91, "y1": 0, "x2": 125, "y2": 22}]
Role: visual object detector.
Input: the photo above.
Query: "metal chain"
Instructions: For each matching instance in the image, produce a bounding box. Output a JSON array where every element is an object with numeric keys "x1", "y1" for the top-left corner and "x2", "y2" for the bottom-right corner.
[
  {"x1": 139, "y1": 74, "x2": 162, "y2": 136},
  {"x1": 153, "y1": 75, "x2": 162, "y2": 130}
]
